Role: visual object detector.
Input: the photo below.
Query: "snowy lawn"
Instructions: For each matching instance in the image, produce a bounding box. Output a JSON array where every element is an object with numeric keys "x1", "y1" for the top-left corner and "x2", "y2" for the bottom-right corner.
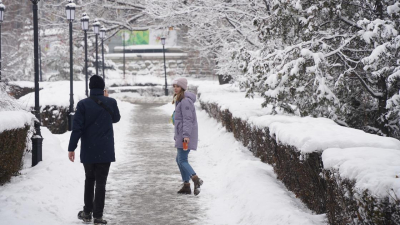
[
  {"x1": 0, "y1": 100, "x2": 134, "y2": 225},
  {"x1": 160, "y1": 102, "x2": 327, "y2": 225}
]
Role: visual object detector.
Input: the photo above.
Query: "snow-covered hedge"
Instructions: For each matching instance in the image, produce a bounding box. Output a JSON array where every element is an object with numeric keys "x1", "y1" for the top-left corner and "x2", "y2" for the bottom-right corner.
[
  {"x1": 0, "y1": 125, "x2": 31, "y2": 185},
  {"x1": 6, "y1": 82, "x2": 37, "y2": 100},
  {"x1": 198, "y1": 83, "x2": 400, "y2": 223},
  {"x1": 323, "y1": 148, "x2": 400, "y2": 224},
  {"x1": 0, "y1": 84, "x2": 35, "y2": 185},
  {"x1": 16, "y1": 81, "x2": 87, "y2": 134}
]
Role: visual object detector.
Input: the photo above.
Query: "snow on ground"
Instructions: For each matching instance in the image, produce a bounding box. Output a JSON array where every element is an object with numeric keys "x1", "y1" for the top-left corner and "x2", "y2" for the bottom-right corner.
[
  {"x1": 159, "y1": 103, "x2": 326, "y2": 225},
  {"x1": 0, "y1": 127, "x2": 84, "y2": 224},
  {"x1": 111, "y1": 92, "x2": 172, "y2": 104},
  {"x1": 0, "y1": 100, "x2": 135, "y2": 225},
  {"x1": 0, "y1": 111, "x2": 35, "y2": 133},
  {"x1": 7, "y1": 81, "x2": 36, "y2": 88},
  {"x1": 17, "y1": 81, "x2": 87, "y2": 109},
  {"x1": 323, "y1": 147, "x2": 400, "y2": 198},
  {"x1": 198, "y1": 83, "x2": 400, "y2": 153},
  {"x1": 106, "y1": 69, "x2": 218, "y2": 88},
  {"x1": 106, "y1": 72, "x2": 169, "y2": 86}
]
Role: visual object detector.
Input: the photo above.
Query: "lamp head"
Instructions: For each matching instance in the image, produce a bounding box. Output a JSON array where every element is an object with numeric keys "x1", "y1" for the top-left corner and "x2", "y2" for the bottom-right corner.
[
  {"x1": 65, "y1": 0, "x2": 76, "y2": 22},
  {"x1": 93, "y1": 20, "x2": 101, "y2": 34},
  {"x1": 0, "y1": 1, "x2": 5, "y2": 23},
  {"x1": 81, "y1": 13, "x2": 90, "y2": 31},
  {"x1": 100, "y1": 27, "x2": 106, "y2": 39}
]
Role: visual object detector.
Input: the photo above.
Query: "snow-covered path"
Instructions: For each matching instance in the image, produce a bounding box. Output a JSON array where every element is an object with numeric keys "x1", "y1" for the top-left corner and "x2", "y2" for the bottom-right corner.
[{"x1": 105, "y1": 103, "x2": 204, "y2": 224}]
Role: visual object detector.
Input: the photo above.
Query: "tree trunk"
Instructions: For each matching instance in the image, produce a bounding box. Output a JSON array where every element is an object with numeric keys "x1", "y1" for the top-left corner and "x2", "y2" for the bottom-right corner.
[
  {"x1": 375, "y1": 0, "x2": 383, "y2": 19},
  {"x1": 377, "y1": 76, "x2": 389, "y2": 136}
]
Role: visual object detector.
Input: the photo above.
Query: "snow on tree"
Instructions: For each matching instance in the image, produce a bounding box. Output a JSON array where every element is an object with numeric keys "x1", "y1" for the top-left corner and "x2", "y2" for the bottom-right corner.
[
  {"x1": 239, "y1": 0, "x2": 400, "y2": 138},
  {"x1": 145, "y1": 0, "x2": 265, "y2": 78}
]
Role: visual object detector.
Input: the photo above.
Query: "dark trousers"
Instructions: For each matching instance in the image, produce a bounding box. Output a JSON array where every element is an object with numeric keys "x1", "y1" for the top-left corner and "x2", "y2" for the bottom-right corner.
[{"x1": 83, "y1": 163, "x2": 111, "y2": 218}]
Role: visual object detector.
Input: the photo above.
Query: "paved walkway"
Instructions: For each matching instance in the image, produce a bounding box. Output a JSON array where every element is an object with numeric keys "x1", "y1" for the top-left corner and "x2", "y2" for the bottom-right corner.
[{"x1": 105, "y1": 103, "x2": 203, "y2": 225}]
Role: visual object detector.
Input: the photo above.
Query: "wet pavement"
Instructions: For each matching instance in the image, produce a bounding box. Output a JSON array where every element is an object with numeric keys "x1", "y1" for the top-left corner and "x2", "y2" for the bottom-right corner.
[{"x1": 105, "y1": 103, "x2": 203, "y2": 225}]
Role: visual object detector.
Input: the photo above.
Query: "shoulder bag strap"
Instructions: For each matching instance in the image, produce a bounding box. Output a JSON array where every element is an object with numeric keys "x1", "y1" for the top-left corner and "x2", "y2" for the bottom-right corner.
[{"x1": 89, "y1": 96, "x2": 113, "y2": 117}]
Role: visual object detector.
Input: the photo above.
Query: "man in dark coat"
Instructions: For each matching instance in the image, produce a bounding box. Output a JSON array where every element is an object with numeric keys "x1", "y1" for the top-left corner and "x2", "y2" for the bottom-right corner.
[{"x1": 68, "y1": 75, "x2": 120, "y2": 224}]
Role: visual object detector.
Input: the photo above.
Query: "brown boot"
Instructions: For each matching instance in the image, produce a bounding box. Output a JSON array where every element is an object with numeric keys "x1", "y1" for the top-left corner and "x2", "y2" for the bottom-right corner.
[
  {"x1": 177, "y1": 183, "x2": 191, "y2": 194},
  {"x1": 191, "y1": 175, "x2": 204, "y2": 196}
]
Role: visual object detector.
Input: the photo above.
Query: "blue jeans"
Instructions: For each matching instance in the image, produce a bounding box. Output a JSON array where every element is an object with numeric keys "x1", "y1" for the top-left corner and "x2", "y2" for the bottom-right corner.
[{"x1": 176, "y1": 148, "x2": 196, "y2": 182}]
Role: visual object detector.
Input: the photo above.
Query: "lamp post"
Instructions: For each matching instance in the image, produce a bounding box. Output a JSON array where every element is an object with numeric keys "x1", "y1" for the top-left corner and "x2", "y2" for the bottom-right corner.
[
  {"x1": 93, "y1": 20, "x2": 100, "y2": 76},
  {"x1": 30, "y1": 0, "x2": 43, "y2": 167},
  {"x1": 122, "y1": 31, "x2": 126, "y2": 79},
  {"x1": 161, "y1": 37, "x2": 168, "y2": 96},
  {"x1": 0, "y1": 1, "x2": 5, "y2": 82},
  {"x1": 81, "y1": 13, "x2": 89, "y2": 97},
  {"x1": 66, "y1": 0, "x2": 75, "y2": 131},
  {"x1": 100, "y1": 27, "x2": 106, "y2": 80}
]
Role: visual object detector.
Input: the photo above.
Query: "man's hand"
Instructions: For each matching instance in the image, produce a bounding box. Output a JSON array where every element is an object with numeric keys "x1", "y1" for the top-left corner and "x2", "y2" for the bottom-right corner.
[
  {"x1": 68, "y1": 151, "x2": 75, "y2": 162},
  {"x1": 104, "y1": 89, "x2": 109, "y2": 97},
  {"x1": 184, "y1": 137, "x2": 190, "y2": 143}
]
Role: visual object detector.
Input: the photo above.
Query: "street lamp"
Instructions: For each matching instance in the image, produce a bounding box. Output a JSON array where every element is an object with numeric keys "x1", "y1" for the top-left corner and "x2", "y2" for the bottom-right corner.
[
  {"x1": 100, "y1": 27, "x2": 106, "y2": 79},
  {"x1": 122, "y1": 31, "x2": 126, "y2": 79},
  {"x1": 30, "y1": 0, "x2": 43, "y2": 167},
  {"x1": 66, "y1": 0, "x2": 75, "y2": 131},
  {"x1": 93, "y1": 20, "x2": 100, "y2": 76},
  {"x1": 81, "y1": 13, "x2": 89, "y2": 97},
  {"x1": 161, "y1": 37, "x2": 168, "y2": 96},
  {"x1": 0, "y1": 1, "x2": 5, "y2": 82}
]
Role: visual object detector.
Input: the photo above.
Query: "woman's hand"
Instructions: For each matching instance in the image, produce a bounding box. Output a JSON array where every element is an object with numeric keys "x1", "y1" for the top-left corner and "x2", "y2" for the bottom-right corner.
[{"x1": 184, "y1": 137, "x2": 190, "y2": 143}]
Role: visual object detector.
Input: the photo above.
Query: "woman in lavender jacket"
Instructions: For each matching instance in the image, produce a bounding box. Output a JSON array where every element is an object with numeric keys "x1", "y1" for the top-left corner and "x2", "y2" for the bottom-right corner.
[{"x1": 172, "y1": 78, "x2": 203, "y2": 196}]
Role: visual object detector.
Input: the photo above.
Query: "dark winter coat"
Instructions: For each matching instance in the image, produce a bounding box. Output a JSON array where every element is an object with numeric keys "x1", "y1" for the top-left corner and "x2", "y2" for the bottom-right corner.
[
  {"x1": 174, "y1": 91, "x2": 199, "y2": 150},
  {"x1": 68, "y1": 89, "x2": 121, "y2": 164}
]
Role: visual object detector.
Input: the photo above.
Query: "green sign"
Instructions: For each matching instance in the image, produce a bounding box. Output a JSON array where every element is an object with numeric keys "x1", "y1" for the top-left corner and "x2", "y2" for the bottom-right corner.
[{"x1": 118, "y1": 30, "x2": 149, "y2": 45}]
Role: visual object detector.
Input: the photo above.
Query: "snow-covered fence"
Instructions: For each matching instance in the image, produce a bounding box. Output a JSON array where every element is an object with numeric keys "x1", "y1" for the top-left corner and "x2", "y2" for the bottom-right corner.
[
  {"x1": 0, "y1": 111, "x2": 34, "y2": 185},
  {"x1": 198, "y1": 84, "x2": 400, "y2": 224}
]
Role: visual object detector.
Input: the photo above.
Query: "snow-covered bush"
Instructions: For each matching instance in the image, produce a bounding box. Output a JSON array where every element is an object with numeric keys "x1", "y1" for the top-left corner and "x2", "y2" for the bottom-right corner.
[
  {"x1": 0, "y1": 83, "x2": 34, "y2": 185},
  {"x1": 0, "y1": 83, "x2": 22, "y2": 111}
]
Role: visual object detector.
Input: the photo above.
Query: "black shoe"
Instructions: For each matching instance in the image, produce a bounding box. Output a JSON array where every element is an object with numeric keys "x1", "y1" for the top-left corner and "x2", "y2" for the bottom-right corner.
[
  {"x1": 94, "y1": 217, "x2": 108, "y2": 224},
  {"x1": 191, "y1": 175, "x2": 204, "y2": 196},
  {"x1": 177, "y1": 183, "x2": 192, "y2": 194},
  {"x1": 77, "y1": 211, "x2": 92, "y2": 223}
]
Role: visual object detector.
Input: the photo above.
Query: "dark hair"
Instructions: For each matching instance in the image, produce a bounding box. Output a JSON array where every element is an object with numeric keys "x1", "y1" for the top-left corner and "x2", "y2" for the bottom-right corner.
[{"x1": 89, "y1": 75, "x2": 105, "y2": 90}]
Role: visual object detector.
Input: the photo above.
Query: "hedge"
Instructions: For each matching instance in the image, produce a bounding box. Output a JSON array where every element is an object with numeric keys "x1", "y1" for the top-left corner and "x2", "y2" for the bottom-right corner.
[
  {"x1": 40, "y1": 106, "x2": 69, "y2": 134},
  {"x1": 0, "y1": 126, "x2": 30, "y2": 185},
  {"x1": 199, "y1": 99, "x2": 400, "y2": 224}
]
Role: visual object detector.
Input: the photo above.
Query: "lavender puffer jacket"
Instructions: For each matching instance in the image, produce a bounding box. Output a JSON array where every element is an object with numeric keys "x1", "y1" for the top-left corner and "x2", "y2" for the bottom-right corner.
[{"x1": 174, "y1": 92, "x2": 198, "y2": 150}]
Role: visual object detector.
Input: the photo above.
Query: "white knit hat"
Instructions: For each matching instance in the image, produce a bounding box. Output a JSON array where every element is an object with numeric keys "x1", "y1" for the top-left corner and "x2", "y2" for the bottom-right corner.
[{"x1": 172, "y1": 77, "x2": 188, "y2": 90}]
